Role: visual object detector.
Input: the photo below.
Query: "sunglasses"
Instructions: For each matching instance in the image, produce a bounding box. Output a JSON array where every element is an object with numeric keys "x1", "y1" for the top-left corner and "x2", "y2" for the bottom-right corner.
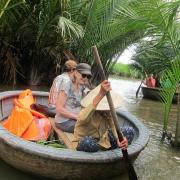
[{"x1": 81, "y1": 74, "x2": 91, "y2": 79}]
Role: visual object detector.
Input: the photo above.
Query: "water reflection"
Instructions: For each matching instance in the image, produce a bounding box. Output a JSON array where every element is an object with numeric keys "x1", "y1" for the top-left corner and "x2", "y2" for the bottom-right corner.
[{"x1": 0, "y1": 78, "x2": 180, "y2": 180}]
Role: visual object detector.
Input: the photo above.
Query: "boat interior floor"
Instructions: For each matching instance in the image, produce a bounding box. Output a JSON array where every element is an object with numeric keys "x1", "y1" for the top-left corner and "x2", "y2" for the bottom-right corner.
[{"x1": 49, "y1": 118, "x2": 74, "y2": 149}]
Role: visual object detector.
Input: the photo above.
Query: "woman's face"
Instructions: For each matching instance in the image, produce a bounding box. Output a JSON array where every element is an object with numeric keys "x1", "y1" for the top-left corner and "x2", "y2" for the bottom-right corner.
[
  {"x1": 75, "y1": 70, "x2": 90, "y2": 85},
  {"x1": 68, "y1": 68, "x2": 76, "y2": 81}
]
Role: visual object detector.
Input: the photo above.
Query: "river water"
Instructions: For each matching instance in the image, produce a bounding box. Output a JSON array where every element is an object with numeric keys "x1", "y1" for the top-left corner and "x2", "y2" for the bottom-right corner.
[{"x1": 0, "y1": 78, "x2": 180, "y2": 180}]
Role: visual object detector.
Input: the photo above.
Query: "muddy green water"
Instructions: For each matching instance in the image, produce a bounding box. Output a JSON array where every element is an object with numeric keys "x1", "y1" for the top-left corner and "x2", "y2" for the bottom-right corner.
[{"x1": 0, "y1": 78, "x2": 179, "y2": 180}]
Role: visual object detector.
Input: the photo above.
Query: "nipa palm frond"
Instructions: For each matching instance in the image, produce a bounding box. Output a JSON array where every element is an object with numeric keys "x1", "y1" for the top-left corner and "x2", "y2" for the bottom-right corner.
[{"x1": 160, "y1": 58, "x2": 180, "y2": 131}]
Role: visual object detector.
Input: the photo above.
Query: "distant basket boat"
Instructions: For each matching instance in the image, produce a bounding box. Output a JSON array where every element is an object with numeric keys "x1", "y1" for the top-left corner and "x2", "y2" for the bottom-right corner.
[
  {"x1": 141, "y1": 86, "x2": 178, "y2": 104},
  {"x1": 0, "y1": 91, "x2": 149, "y2": 180}
]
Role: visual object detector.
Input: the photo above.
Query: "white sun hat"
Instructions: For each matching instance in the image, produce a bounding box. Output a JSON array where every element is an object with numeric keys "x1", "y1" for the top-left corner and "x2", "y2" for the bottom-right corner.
[{"x1": 81, "y1": 84, "x2": 123, "y2": 111}]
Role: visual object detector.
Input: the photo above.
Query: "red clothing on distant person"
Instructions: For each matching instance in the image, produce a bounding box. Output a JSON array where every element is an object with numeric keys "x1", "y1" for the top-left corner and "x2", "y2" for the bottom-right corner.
[{"x1": 145, "y1": 76, "x2": 156, "y2": 87}]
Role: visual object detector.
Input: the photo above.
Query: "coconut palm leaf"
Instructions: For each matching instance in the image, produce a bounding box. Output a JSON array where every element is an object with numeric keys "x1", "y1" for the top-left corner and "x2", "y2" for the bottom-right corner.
[
  {"x1": 57, "y1": 16, "x2": 83, "y2": 40},
  {"x1": 76, "y1": 0, "x2": 145, "y2": 76},
  {"x1": 0, "y1": 0, "x2": 27, "y2": 24},
  {"x1": 132, "y1": 40, "x2": 175, "y2": 76},
  {"x1": 160, "y1": 59, "x2": 180, "y2": 131},
  {"x1": 0, "y1": 0, "x2": 26, "y2": 19}
]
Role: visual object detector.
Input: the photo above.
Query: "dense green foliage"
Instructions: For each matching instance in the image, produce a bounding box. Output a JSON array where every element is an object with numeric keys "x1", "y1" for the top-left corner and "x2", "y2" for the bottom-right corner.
[
  {"x1": 0, "y1": 0, "x2": 142, "y2": 85},
  {"x1": 110, "y1": 63, "x2": 141, "y2": 79},
  {"x1": 132, "y1": 41, "x2": 175, "y2": 77}
]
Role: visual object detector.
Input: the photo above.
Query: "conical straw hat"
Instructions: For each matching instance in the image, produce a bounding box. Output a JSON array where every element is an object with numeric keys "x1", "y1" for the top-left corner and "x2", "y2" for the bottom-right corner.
[{"x1": 81, "y1": 85, "x2": 123, "y2": 110}]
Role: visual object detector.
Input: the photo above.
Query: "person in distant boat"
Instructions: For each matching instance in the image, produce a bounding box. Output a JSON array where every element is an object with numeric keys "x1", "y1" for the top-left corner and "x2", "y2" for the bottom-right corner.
[
  {"x1": 154, "y1": 75, "x2": 161, "y2": 88},
  {"x1": 72, "y1": 80, "x2": 134, "y2": 152},
  {"x1": 49, "y1": 60, "x2": 78, "y2": 107},
  {"x1": 55, "y1": 63, "x2": 92, "y2": 133},
  {"x1": 144, "y1": 74, "x2": 156, "y2": 88}
]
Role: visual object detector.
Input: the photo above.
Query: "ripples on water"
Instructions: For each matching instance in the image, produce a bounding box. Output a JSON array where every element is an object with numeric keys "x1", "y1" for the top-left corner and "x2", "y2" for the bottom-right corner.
[{"x1": 0, "y1": 78, "x2": 180, "y2": 180}]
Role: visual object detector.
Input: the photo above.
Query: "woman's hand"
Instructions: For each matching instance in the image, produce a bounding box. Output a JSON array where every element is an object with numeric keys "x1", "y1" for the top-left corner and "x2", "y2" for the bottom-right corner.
[
  {"x1": 117, "y1": 137, "x2": 128, "y2": 150},
  {"x1": 99, "y1": 80, "x2": 111, "y2": 96},
  {"x1": 93, "y1": 80, "x2": 112, "y2": 108}
]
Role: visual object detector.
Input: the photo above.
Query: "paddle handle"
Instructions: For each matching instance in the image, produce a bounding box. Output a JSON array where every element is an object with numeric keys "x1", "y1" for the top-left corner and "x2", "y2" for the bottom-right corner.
[{"x1": 92, "y1": 45, "x2": 124, "y2": 141}]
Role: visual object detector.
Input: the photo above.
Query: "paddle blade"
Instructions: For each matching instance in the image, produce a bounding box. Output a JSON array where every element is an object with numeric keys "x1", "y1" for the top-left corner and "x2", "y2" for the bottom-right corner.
[{"x1": 122, "y1": 149, "x2": 138, "y2": 180}]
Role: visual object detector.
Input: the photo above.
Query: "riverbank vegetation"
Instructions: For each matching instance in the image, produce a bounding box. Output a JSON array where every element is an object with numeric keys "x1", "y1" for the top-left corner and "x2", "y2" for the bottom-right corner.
[{"x1": 110, "y1": 63, "x2": 141, "y2": 79}]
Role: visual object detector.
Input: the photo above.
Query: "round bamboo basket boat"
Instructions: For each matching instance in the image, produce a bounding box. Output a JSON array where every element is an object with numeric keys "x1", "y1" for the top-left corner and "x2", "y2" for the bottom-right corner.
[{"x1": 0, "y1": 91, "x2": 149, "y2": 180}]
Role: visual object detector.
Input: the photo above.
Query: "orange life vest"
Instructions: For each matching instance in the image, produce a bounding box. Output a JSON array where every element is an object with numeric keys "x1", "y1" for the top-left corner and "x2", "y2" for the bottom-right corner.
[{"x1": 3, "y1": 89, "x2": 51, "y2": 141}]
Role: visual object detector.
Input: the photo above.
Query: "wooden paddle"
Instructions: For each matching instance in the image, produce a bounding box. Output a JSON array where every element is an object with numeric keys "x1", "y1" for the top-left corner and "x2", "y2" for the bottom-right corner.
[
  {"x1": 92, "y1": 45, "x2": 138, "y2": 180},
  {"x1": 136, "y1": 79, "x2": 143, "y2": 98}
]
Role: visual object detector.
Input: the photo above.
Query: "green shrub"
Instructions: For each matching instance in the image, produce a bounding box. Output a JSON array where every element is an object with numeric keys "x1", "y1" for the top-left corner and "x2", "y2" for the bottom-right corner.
[{"x1": 110, "y1": 63, "x2": 141, "y2": 78}]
